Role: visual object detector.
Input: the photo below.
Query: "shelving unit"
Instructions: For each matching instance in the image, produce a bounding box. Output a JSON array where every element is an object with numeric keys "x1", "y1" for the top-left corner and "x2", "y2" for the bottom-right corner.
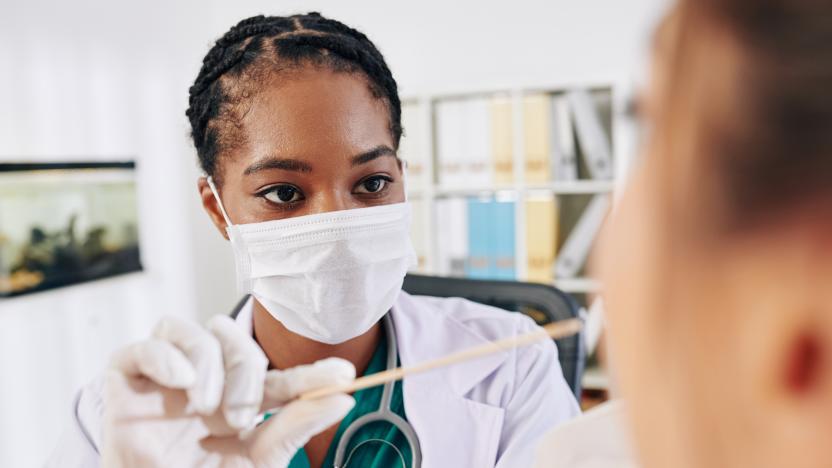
[
  {"x1": 400, "y1": 84, "x2": 635, "y2": 399},
  {"x1": 401, "y1": 84, "x2": 628, "y2": 299}
]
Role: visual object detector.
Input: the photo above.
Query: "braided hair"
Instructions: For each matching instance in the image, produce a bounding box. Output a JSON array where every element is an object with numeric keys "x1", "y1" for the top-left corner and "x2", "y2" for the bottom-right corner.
[{"x1": 185, "y1": 12, "x2": 402, "y2": 182}]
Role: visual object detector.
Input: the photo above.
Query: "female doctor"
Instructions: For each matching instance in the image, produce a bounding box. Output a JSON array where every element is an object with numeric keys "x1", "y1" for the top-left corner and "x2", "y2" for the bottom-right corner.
[{"x1": 48, "y1": 12, "x2": 580, "y2": 468}]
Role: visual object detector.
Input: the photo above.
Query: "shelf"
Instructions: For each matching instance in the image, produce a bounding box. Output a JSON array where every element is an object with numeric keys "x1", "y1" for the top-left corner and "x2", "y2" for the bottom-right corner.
[
  {"x1": 554, "y1": 277, "x2": 602, "y2": 294},
  {"x1": 425, "y1": 180, "x2": 615, "y2": 198},
  {"x1": 433, "y1": 186, "x2": 517, "y2": 197},
  {"x1": 526, "y1": 180, "x2": 615, "y2": 194}
]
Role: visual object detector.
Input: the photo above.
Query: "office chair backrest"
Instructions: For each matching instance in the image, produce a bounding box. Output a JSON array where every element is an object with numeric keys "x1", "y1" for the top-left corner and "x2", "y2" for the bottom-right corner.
[{"x1": 402, "y1": 274, "x2": 585, "y2": 399}]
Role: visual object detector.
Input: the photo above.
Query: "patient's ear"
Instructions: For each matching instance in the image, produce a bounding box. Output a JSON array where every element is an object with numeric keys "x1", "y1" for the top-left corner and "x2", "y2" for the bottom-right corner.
[
  {"x1": 767, "y1": 319, "x2": 832, "y2": 410},
  {"x1": 758, "y1": 317, "x2": 832, "y2": 465},
  {"x1": 738, "y1": 226, "x2": 832, "y2": 466},
  {"x1": 782, "y1": 330, "x2": 824, "y2": 395},
  {"x1": 197, "y1": 177, "x2": 230, "y2": 240}
]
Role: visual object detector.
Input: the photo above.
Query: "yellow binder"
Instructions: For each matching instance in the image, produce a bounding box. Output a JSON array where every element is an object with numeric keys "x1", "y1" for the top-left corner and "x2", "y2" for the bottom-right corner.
[
  {"x1": 525, "y1": 196, "x2": 558, "y2": 283},
  {"x1": 523, "y1": 94, "x2": 552, "y2": 183},
  {"x1": 490, "y1": 96, "x2": 514, "y2": 184}
]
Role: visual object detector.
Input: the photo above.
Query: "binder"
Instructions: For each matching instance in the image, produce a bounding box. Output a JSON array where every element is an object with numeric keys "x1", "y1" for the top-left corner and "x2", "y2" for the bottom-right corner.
[
  {"x1": 492, "y1": 198, "x2": 516, "y2": 280},
  {"x1": 435, "y1": 197, "x2": 468, "y2": 277},
  {"x1": 409, "y1": 198, "x2": 428, "y2": 272},
  {"x1": 554, "y1": 194, "x2": 611, "y2": 278},
  {"x1": 525, "y1": 196, "x2": 558, "y2": 283},
  {"x1": 523, "y1": 94, "x2": 552, "y2": 183},
  {"x1": 463, "y1": 97, "x2": 494, "y2": 187},
  {"x1": 466, "y1": 197, "x2": 493, "y2": 279},
  {"x1": 550, "y1": 95, "x2": 578, "y2": 181},
  {"x1": 435, "y1": 99, "x2": 466, "y2": 188},
  {"x1": 490, "y1": 95, "x2": 514, "y2": 185},
  {"x1": 399, "y1": 102, "x2": 428, "y2": 189},
  {"x1": 568, "y1": 89, "x2": 613, "y2": 180}
]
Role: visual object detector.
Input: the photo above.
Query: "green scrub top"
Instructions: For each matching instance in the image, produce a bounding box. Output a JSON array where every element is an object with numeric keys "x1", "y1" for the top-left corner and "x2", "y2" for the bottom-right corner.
[{"x1": 285, "y1": 327, "x2": 412, "y2": 468}]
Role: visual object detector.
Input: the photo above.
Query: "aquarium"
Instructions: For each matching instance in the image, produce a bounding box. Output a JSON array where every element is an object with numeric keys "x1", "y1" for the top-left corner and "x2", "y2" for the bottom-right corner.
[{"x1": 0, "y1": 162, "x2": 142, "y2": 297}]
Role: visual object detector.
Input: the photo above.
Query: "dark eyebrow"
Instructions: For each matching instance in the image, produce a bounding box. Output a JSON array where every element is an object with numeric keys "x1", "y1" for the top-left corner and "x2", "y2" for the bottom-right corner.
[
  {"x1": 243, "y1": 146, "x2": 396, "y2": 175},
  {"x1": 351, "y1": 145, "x2": 397, "y2": 167},
  {"x1": 243, "y1": 157, "x2": 313, "y2": 175}
]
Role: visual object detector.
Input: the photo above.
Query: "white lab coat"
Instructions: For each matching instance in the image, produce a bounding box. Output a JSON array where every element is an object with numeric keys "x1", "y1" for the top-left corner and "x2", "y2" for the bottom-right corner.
[{"x1": 47, "y1": 291, "x2": 581, "y2": 467}]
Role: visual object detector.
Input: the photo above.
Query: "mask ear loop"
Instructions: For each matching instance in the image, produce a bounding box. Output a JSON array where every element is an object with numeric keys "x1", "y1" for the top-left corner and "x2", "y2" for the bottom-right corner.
[
  {"x1": 206, "y1": 176, "x2": 234, "y2": 227},
  {"x1": 206, "y1": 176, "x2": 252, "y2": 294},
  {"x1": 398, "y1": 159, "x2": 419, "y2": 271}
]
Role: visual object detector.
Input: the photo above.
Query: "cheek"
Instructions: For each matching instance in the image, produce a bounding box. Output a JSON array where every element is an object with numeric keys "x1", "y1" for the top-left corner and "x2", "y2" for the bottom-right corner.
[
  {"x1": 598, "y1": 180, "x2": 695, "y2": 462},
  {"x1": 599, "y1": 183, "x2": 665, "y2": 389},
  {"x1": 600, "y1": 182, "x2": 742, "y2": 466}
]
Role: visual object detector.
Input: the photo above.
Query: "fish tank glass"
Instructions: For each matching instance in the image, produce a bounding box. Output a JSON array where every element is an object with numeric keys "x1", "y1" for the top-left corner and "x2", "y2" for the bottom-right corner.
[{"x1": 0, "y1": 162, "x2": 142, "y2": 297}]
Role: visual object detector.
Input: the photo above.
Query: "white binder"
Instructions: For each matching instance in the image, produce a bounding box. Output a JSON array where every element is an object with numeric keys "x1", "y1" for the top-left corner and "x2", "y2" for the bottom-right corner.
[
  {"x1": 409, "y1": 198, "x2": 429, "y2": 272},
  {"x1": 435, "y1": 197, "x2": 469, "y2": 276},
  {"x1": 463, "y1": 97, "x2": 494, "y2": 188},
  {"x1": 435, "y1": 100, "x2": 466, "y2": 188},
  {"x1": 399, "y1": 103, "x2": 429, "y2": 190},
  {"x1": 554, "y1": 194, "x2": 611, "y2": 278},
  {"x1": 568, "y1": 89, "x2": 614, "y2": 180},
  {"x1": 550, "y1": 94, "x2": 578, "y2": 181}
]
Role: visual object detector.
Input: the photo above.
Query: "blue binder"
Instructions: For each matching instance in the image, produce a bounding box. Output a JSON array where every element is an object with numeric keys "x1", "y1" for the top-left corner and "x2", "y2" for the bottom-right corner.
[
  {"x1": 466, "y1": 197, "x2": 493, "y2": 279},
  {"x1": 492, "y1": 199, "x2": 516, "y2": 280}
]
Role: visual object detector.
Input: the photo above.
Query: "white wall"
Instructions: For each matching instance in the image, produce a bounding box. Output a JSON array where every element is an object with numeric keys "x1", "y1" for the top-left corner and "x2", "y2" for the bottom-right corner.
[{"x1": 0, "y1": 0, "x2": 666, "y2": 466}]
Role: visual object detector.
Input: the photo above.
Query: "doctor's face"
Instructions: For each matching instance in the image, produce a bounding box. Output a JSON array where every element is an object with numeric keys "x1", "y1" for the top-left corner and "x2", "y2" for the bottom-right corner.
[{"x1": 199, "y1": 66, "x2": 404, "y2": 232}]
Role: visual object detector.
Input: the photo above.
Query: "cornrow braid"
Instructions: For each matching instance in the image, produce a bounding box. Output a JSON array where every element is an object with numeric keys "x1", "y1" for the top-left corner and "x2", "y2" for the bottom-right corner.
[{"x1": 185, "y1": 12, "x2": 402, "y2": 180}]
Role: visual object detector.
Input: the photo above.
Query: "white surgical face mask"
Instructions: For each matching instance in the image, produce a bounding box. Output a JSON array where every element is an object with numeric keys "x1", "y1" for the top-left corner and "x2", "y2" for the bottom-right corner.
[{"x1": 207, "y1": 177, "x2": 416, "y2": 344}]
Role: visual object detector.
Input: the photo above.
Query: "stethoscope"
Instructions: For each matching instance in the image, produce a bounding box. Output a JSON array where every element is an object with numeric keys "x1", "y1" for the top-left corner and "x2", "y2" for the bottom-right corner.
[{"x1": 333, "y1": 313, "x2": 423, "y2": 468}]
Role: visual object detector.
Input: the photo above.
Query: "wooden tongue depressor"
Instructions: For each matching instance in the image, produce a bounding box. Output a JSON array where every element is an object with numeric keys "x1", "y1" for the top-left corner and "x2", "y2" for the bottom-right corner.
[{"x1": 299, "y1": 318, "x2": 583, "y2": 401}]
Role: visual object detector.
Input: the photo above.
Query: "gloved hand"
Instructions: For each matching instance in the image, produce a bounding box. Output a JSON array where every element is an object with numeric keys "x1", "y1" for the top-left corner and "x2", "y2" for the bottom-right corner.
[{"x1": 101, "y1": 315, "x2": 356, "y2": 468}]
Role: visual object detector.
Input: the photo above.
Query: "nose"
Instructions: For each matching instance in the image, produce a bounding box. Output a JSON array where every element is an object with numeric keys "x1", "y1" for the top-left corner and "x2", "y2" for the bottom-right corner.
[{"x1": 309, "y1": 189, "x2": 351, "y2": 214}]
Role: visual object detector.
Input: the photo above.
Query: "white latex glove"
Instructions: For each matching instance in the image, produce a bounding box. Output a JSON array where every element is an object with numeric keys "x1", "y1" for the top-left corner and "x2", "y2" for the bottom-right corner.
[{"x1": 101, "y1": 315, "x2": 356, "y2": 468}]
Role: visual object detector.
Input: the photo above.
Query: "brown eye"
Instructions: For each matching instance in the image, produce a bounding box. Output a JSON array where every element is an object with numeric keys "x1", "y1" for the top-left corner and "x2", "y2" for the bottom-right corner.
[
  {"x1": 262, "y1": 184, "x2": 303, "y2": 204},
  {"x1": 355, "y1": 176, "x2": 390, "y2": 194}
]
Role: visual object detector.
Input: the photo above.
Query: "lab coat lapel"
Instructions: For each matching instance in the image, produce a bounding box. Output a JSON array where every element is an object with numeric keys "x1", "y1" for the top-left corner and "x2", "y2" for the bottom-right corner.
[{"x1": 391, "y1": 292, "x2": 507, "y2": 467}]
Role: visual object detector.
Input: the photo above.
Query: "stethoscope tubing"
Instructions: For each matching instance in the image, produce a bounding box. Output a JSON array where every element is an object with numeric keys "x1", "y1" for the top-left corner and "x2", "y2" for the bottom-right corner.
[{"x1": 333, "y1": 313, "x2": 422, "y2": 468}]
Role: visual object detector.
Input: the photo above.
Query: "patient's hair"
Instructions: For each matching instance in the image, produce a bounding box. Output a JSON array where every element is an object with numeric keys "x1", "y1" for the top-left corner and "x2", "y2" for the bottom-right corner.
[
  {"x1": 660, "y1": 0, "x2": 832, "y2": 232},
  {"x1": 185, "y1": 13, "x2": 402, "y2": 181}
]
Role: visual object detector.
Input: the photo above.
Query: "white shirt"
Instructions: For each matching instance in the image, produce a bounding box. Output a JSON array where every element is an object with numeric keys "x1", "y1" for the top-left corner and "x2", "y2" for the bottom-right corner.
[{"x1": 534, "y1": 400, "x2": 639, "y2": 468}]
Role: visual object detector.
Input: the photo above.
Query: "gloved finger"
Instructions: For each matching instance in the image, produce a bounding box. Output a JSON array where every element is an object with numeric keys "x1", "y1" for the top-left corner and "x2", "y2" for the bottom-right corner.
[
  {"x1": 247, "y1": 394, "x2": 355, "y2": 467},
  {"x1": 153, "y1": 316, "x2": 224, "y2": 415},
  {"x1": 111, "y1": 338, "x2": 196, "y2": 389},
  {"x1": 207, "y1": 315, "x2": 268, "y2": 431},
  {"x1": 104, "y1": 367, "x2": 196, "y2": 423},
  {"x1": 260, "y1": 357, "x2": 356, "y2": 412}
]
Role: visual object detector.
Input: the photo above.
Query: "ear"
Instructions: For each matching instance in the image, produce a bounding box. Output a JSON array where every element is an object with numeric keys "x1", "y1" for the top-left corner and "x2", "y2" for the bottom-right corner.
[
  {"x1": 197, "y1": 177, "x2": 230, "y2": 240},
  {"x1": 740, "y1": 230, "x2": 832, "y2": 462},
  {"x1": 757, "y1": 314, "x2": 832, "y2": 462}
]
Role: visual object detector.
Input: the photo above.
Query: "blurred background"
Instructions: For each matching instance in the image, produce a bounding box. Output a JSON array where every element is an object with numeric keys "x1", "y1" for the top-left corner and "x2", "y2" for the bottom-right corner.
[{"x1": 0, "y1": 0, "x2": 667, "y2": 465}]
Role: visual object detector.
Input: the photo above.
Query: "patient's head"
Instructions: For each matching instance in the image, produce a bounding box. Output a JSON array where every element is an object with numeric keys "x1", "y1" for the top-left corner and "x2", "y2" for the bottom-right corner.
[{"x1": 600, "y1": 1, "x2": 832, "y2": 467}]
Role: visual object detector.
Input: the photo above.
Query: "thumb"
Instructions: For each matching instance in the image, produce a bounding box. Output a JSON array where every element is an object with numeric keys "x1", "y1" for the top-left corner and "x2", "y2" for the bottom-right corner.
[{"x1": 247, "y1": 394, "x2": 355, "y2": 467}]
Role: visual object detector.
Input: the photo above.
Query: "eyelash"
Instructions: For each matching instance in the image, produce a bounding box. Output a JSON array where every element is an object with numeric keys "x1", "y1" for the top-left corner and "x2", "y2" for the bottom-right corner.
[
  {"x1": 356, "y1": 175, "x2": 393, "y2": 196},
  {"x1": 256, "y1": 175, "x2": 394, "y2": 209}
]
